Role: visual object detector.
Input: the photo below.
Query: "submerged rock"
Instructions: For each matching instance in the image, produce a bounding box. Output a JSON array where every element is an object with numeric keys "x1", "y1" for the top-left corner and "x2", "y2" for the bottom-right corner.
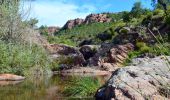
[
  {"x1": 95, "y1": 56, "x2": 170, "y2": 100},
  {"x1": 0, "y1": 74, "x2": 25, "y2": 81}
]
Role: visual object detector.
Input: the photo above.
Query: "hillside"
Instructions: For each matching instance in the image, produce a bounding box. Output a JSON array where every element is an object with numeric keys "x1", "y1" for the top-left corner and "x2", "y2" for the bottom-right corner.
[{"x1": 1, "y1": 0, "x2": 170, "y2": 100}]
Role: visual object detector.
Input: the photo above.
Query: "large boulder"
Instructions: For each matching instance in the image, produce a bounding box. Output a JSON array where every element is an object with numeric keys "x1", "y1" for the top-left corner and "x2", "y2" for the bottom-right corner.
[
  {"x1": 95, "y1": 56, "x2": 170, "y2": 100},
  {"x1": 89, "y1": 43, "x2": 134, "y2": 71},
  {"x1": 0, "y1": 74, "x2": 25, "y2": 81},
  {"x1": 79, "y1": 45, "x2": 99, "y2": 60}
]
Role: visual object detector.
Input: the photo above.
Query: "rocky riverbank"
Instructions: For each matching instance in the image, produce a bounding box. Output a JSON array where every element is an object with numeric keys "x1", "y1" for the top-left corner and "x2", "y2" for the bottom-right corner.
[{"x1": 95, "y1": 56, "x2": 170, "y2": 100}]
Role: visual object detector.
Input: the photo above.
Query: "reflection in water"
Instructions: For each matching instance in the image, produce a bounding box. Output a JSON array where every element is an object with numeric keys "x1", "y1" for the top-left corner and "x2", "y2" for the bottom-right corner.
[{"x1": 0, "y1": 74, "x2": 110, "y2": 100}]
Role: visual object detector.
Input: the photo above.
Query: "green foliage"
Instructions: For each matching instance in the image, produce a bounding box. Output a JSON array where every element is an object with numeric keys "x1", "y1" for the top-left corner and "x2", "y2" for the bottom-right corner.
[
  {"x1": 123, "y1": 51, "x2": 142, "y2": 66},
  {"x1": 165, "y1": 6, "x2": 170, "y2": 24},
  {"x1": 63, "y1": 77, "x2": 101, "y2": 97},
  {"x1": 131, "y1": 2, "x2": 144, "y2": 18},
  {"x1": 50, "y1": 22, "x2": 113, "y2": 46},
  {"x1": 39, "y1": 25, "x2": 49, "y2": 36},
  {"x1": 150, "y1": 43, "x2": 170, "y2": 55},
  {"x1": 140, "y1": 46, "x2": 150, "y2": 53},
  {"x1": 153, "y1": 9, "x2": 164, "y2": 15},
  {"x1": 136, "y1": 42, "x2": 151, "y2": 53},
  {"x1": 0, "y1": 0, "x2": 27, "y2": 43},
  {"x1": 122, "y1": 11, "x2": 131, "y2": 22},
  {"x1": 0, "y1": 41, "x2": 51, "y2": 75},
  {"x1": 47, "y1": 36, "x2": 76, "y2": 46}
]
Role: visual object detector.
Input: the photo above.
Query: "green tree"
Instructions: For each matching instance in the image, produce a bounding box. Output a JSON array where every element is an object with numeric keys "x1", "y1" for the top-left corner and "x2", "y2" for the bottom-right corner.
[
  {"x1": 0, "y1": 0, "x2": 25, "y2": 43},
  {"x1": 130, "y1": 2, "x2": 143, "y2": 18},
  {"x1": 122, "y1": 11, "x2": 131, "y2": 22},
  {"x1": 152, "y1": 0, "x2": 170, "y2": 13}
]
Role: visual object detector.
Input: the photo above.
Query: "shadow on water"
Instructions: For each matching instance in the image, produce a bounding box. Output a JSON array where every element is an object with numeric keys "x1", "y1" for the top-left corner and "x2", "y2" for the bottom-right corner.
[{"x1": 0, "y1": 74, "x2": 111, "y2": 100}]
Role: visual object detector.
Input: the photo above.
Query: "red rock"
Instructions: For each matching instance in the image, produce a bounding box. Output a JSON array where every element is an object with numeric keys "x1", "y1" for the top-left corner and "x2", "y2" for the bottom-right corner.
[
  {"x1": 62, "y1": 18, "x2": 84, "y2": 29},
  {"x1": 0, "y1": 74, "x2": 25, "y2": 81}
]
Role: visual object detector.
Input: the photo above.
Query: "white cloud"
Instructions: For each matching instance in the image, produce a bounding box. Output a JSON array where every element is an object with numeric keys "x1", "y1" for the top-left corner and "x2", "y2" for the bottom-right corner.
[{"x1": 26, "y1": 1, "x2": 96, "y2": 27}]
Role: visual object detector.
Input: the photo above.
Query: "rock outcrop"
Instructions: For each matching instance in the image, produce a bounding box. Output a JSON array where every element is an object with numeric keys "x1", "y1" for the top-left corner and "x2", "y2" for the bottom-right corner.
[
  {"x1": 0, "y1": 74, "x2": 25, "y2": 81},
  {"x1": 62, "y1": 18, "x2": 84, "y2": 30},
  {"x1": 89, "y1": 43, "x2": 134, "y2": 71},
  {"x1": 62, "y1": 14, "x2": 112, "y2": 30},
  {"x1": 95, "y1": 56, "x2": 170, "y2": 100},
  {"x1": 84, "y1": 14, "x2": 112, "y2": 24},
  {"x1": 79, "y1": 45, "x2": 99, "y2": 60}
]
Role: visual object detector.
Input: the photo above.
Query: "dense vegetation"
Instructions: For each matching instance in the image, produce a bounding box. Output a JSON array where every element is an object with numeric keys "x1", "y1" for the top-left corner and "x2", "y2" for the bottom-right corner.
[
  {"x1": 48, "y1": 22, "x2": 113, "y2": 46},
  {"x1": 0, "y1": 0, "x2": 52, "y2": 76},
  {"x1": 1, "y1": 0, "x2": 170, "y2": 99}
]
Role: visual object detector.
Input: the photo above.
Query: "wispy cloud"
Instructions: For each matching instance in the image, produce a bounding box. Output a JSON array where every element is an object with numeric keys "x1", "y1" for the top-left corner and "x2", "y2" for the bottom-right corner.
[
  {"x1": 24, "y1": 0, "x2": 152, "y2": 27},
  {"x1": 27, "y1": 0, "x2": 96, "y2": 27}
]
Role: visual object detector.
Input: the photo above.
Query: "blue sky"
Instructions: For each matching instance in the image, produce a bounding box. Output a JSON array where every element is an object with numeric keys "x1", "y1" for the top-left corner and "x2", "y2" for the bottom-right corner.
[{"x1": 25, "y1": 0, "x2": 152, "y2": 27}]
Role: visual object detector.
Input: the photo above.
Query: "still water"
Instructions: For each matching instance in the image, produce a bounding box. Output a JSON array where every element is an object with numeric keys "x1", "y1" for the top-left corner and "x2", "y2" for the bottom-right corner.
[{"x1": 0, "y1": 74, "x2": 110, "y2": 100}]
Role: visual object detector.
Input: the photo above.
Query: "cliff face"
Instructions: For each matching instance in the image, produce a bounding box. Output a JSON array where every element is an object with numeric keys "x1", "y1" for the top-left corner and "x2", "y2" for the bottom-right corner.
[
  {"x1": 62, "y1": 14, "x2": 112, "y2": 30},
  {"x1": 84, "y1": 14, "x2": 112, "y2": 24}
]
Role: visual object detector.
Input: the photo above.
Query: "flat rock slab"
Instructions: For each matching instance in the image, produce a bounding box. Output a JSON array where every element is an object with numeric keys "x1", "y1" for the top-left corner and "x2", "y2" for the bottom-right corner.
[
  {"x1": 56, "y1": 67, "x2": 113, "y2": 76},
  {"x1": 0, "y1": 74, "x2": 25, "y2": 81}
]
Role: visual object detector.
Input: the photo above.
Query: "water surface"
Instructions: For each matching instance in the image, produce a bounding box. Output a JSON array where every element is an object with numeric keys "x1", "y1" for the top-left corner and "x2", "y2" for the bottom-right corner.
[{"x1": 0, "y1": 74, "x2": 110, "y2": 100}]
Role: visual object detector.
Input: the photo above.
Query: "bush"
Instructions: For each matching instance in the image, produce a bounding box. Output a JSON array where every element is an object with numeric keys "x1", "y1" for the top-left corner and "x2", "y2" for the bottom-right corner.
[
  {"x1": 165, "y1": 6, "x2": 170, "y2": 25},
  {"x1": 136, "y1": 42, "x2": 146, "y2": 48},
  {"x1": 0, "y1": 0, "x2": 28, "y2": 43},
  {"x1": 136, "y1": 42, "x2": 151, "y2": 53},
  {"x1": 0, "y1": 41, "x2": 51, "y2": 76},
  {"x1": 140, "y1": 46, "x2": 150, "y2": 53},
  {"x1": 153, "y1": 9, "x2": 164, "y2": 16}
]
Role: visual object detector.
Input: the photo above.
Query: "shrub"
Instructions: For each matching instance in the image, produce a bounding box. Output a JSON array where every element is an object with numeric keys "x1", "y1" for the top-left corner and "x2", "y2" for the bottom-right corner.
[
  {"x1": 0, "y1": 41, "x2": 51, "y2": 76},
  {"x1": 136, "y1": 42, "x2": 146, "y2": 48},
  {"x1": 0, "y1": 0, "x2": 29, "y2": 43},
  {"x1": 136, "y1": 41, "x2": 151, "y2": 53},
  {"x1": 140, "y1": 46, "x2": 150, "y2": 53},
  {"x1": 153, "y1": 9, "x2": 164, "y2": 16}
]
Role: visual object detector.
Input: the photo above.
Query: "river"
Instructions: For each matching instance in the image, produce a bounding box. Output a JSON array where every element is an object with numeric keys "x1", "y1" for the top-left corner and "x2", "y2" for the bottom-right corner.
[{"x1": 0, "y1": 74, "x2": 111, "y2": 100}]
